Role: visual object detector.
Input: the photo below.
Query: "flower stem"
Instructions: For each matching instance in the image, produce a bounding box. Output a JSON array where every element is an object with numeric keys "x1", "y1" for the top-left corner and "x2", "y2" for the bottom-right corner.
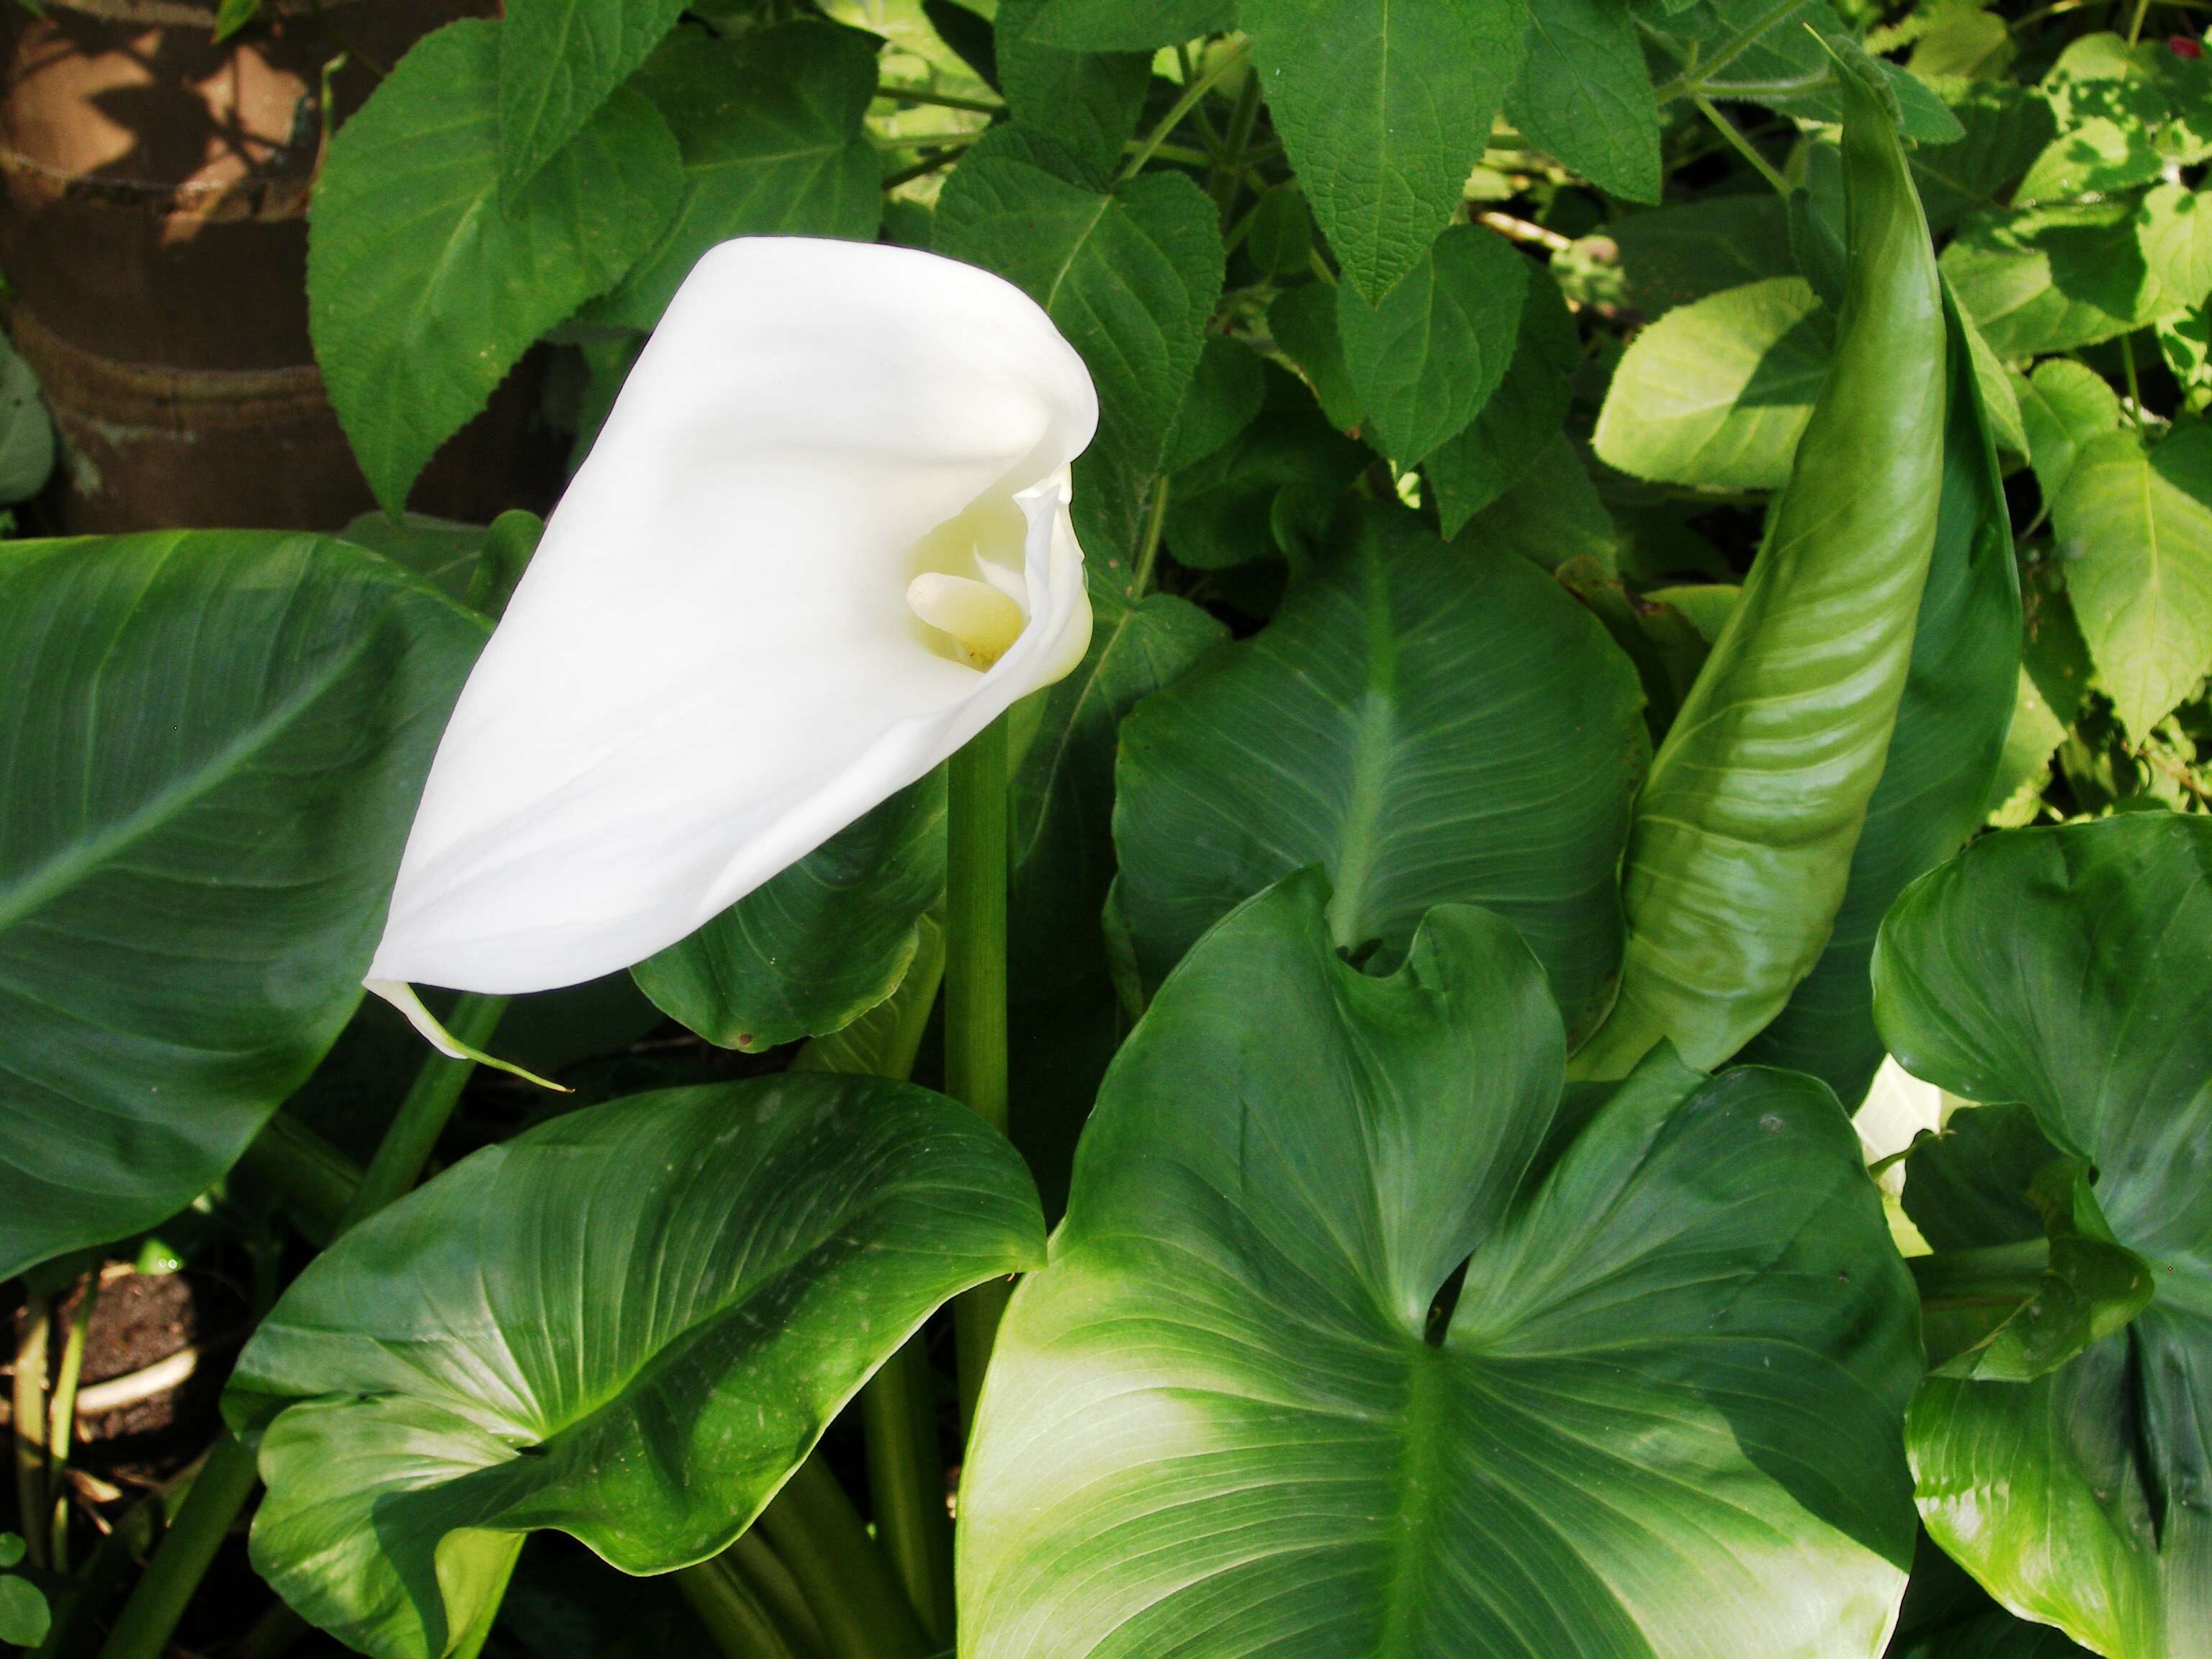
[
  {"x1": 46, "y1": 1273, "x2": 100, "y2": 1573},
  {"x1": 946, "y1": 718, "x2": 1012, "y2": 1429},
  {"x1": 860, "y1": 1346, "x2": 952, "y2": 1643},
  {"x1": 755, "y1": 1457, "x2": 930, "y2": 1659},
  {"x1": 676, "y1": 1556, "x2": 810, "y2": 1659},
  {"x1": 96, "y1": 1002, "x2": 506, "y2": 1659},
  {"x1": 876, "y1": 84, "x2": 1004, "y2": 114},
  {"x1": 1692, "y1": 93, "x2": 1791, "y2": 197},
  {"x1": 1120, "y1": 38, "x2": 1250, "y2": 182},
  {"x1": 13, "y1": 1287, "x2": 50, "y2": 1568}
]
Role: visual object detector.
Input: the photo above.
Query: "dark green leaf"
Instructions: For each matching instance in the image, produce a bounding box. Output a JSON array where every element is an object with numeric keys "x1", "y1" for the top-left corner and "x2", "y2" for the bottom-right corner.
[
  {"x1": 997, "y1": 0, "x2": 1151, "y2": 178},
  {"x1": 1609, "y1": 194, "x2": 1794, "y2": 313},
  {"x1": 230, "y1": 1076, "x2": 1043, "y2": 1659},
  {"x1": 935, "y1": 126, "x2": 1226, "y2": 557},
  {"x1": 1508, "y1": 0, "x2": 1660, "y2": 204},
  {"x1": 1910, "y1": 84, "x2": 2058, "y2": 238},
  {"x1": 1593, "y1": 276, "x2": 1834, "y2": 490},
  {"x1": 1112, "y1": 506, "x2": 1647, "y2": 1038},
  {"x1": 1874, "y1": 814, "x2": 2212, "y2": 1658},
  {"x1": 592, "y1": 22, "x2": 883, "y2": 332},
  {"x1": 1266, "y1": 282, "x2": 1362, "y2": 431},
  {"x1": 1247, "y1": 0, "x2": 1526, "y2": 299},
  {"x1": 1336, "y1": 223, "x2": 1528, "y2": 464},
  {"x1": 1738, "y1": 291, "x2": 2021, "y2": 1109},
  {"x1": 1163, "y1": 337, "x2": 1267, "y2": 474},
  {"x1": 1422, "y1": 264, "x2": 1579, "y2": 536},
  {"x1": 0, "y1": 533, "x2": 486, "y2": 1280},
  {"x1": 0, "y1": 1575, "x2": 50, "y2": 1648},
  {"x1": 631, "y1": 774, "x2": 946, "y2": 1052},
  {"x1": 1452, "y1": 432, "x2": 1620, "y2": 573},
  {"x1": 960, "y1": 875, "x2": 1920, "y2": 1657},
  {"x1": 498, "y1": 0, "x2": 688, "y2": 196},
  {"x1": 1026, "y1": 0, "x2": 1235, "y2": 50},
  {"x1": 311, "y1": 19, "x2": 680, "y2": 511},
  {"x1": 1164, "y1": 362, "x2": 1367, "y2": 569},
  {"x1": 1246, "y1": 184, "x2": 1315, "y2": 278}
]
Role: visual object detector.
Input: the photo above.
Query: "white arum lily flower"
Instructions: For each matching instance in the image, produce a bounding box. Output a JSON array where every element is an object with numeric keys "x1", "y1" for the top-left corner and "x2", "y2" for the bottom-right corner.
[{"x1": 367, "y1": 238, "x2": 1097, "y2": 1058}]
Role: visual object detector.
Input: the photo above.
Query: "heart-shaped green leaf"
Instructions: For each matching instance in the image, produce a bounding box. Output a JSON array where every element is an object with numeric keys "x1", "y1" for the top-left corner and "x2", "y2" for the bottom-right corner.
[
  {"x1": 1110, "y1": 505, "x2": 1648, "y2": 1039},
  {"x1": 0, "y1": 532, "x2": 485, "y2": 1280},
  {"x1": 497, "y1": 0, "x2": 688, "y2": 197},
  {"x1": 228, "y1": 1074, "x2": 1043, "y2": 1659},
  {"x1": 1874, "y1": 814, "x2": 2212, "y2": 1658},
  {"x1": 959, "y1": 873, "x2": 1920, "y2": 1657}
]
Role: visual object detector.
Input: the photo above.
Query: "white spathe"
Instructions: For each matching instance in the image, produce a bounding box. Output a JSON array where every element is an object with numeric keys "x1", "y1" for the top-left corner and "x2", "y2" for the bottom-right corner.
[{"x1": 367, "y1": 238, "x2": 1097, "y2": 1047}]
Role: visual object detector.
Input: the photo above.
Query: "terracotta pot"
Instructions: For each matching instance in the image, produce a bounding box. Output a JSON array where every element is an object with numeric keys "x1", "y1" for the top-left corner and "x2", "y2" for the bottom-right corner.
[{"x1": 0, "y1": 0, "x2": 551, "y2": 532}]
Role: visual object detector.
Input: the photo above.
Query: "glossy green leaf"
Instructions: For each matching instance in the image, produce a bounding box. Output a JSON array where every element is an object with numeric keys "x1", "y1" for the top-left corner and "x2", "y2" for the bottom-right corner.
[
  {"x1": 2052, "y1": 423, "x2": 2212, "y2": 736},
  {"x1": 1507, "y1": 0, "x2": 1660, "y2": 204},
  {"x1": 631, "y1": 773, "x2": 945, "y2": 1052},
  {"x1": 1874, "y1": 814, "x2": 2212, "y2": 1658},
  {"x1": 1112, "y1": 505, "x2": 1647, "y2": 1039},
  {"x1": 1609, "y1": 194, "x2": 1794, "y2": 313},
  {"x1": 1422, "y1": 265, "x2": 1579, "y2": 536},
  {"x1": 1335, "y1": 225, "x2": 1526, "y2": 464},
  {"x1": 230, "y1": 1076, "x2": 1043, "y2": 1659},
  {"x1": 1577, "y1": 61, "x2": 1946, "y2": 1078},
  {"x1": 1941, "y1": 200, "x2": 2154, "y2": 359},
  {"x1": 311, "y1": 19, "x2": 680, "y2": 511},
  {"x1": 0, "y1": 533, "x2": 486, "y2": 1280},
  {"x1": 1246, "y1": 0, "x2": 1524, "y2": 300},
  {"x1": 1025, "y1": 0, "x2": 1234, "y2": 50},
  {"x1": 997, "y1": 0, "x2": 1151, "y2": 178},
  {"x1": 936, "y1": 126, "x2": 1225, "y2": 555},
  {"x1": 1593, "y1": 277, "x2": 1834, "y2": 490},
  {"x1": 498, "y1": 0, "x2": 688, "y2": 196},
  {"x1": 960, "y1": 874, "x2": 1920, "y2": 1658},
  {"x1": 1738, "y1": 292, "x2": 2021, "y2": 1110},
  {"x1": 2015, "y1": 359, "x2": 2123, "y2": 509},
  {"x1": 591, "y1": 22, "x2": 883, "y2": 332}
]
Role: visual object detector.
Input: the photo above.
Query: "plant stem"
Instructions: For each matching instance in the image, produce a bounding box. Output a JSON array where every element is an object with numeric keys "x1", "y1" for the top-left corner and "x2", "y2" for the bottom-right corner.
[
  {"x1": 46, "y1": 1274, "x2": 99, "y2": 1572},
  {"x1": 13, "y1": 1287, "x2": 50, "y2": 1568},
  {"x1": 1133, "y1": 476, "x2": 1172, "y2": 598},
  {"x1": 1652, "y1": 0, "x2": 1804, "y2": 101},
  {"x1": 1208, "y1": 66, "x2": 1264, "y2": 222},
  {"x1": 876, "y1": 84, "x2": 1004, "y2": 114},
  {"x1": 2121, "y1": 331, "x2": 2146, "y2": 423},
  {"x1": 96, "y1": 1005, "x2": 503, "y2": 1659},
  {"x1": 1692, "y1": 93, "x2": 1791, "y2": 197},
  {"x1": 1120, "y1": 38, "x2": 1250, "y2": 181},
  {"x1": 677, "y1": 1557, "x2": 808, "y2": 1659},
  {"x1": 755, "y1": 1457, "x2": 930, "y2": 1659},
  {"x1": 860, "y1": 1346, "x2": 951, "y2": 1643},
  {"x1": 95, "y1": 1429, "x2": 261, "y2": 1659},
  {"x1": 883, "y1": 150, "x2": 962, "y2": 190},
  {"x1": 2127, "y1": 0, "x2": 2156, "y2": 45},
  {"x1": 945, "y1": 719, "x2": 1012, "y2": 1429},
  {"x1": 235, "y1": 1113, "x2": 359, "y2": 1243},
  {"x1": 723, "y1": 1532, "x2": 830, "y2": 1655},
  {"x1": 339, "y1": 994, "x2": 507, "y2": 1231}
]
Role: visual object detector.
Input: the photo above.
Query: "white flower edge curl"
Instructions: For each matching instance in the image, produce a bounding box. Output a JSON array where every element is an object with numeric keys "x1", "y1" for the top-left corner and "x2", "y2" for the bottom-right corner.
[{"x1": 366, "y1": 237, "x2": 1098, "y2": 1059}]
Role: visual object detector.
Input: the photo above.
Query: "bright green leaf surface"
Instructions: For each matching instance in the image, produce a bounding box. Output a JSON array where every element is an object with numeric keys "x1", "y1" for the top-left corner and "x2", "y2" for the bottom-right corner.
[
  {"x1": 1874, "y1": 814, "x2": 2212, "y2": 1658},
  {"x1": 0, "y1": 1575, "x2": 50, "y2": 1648},
  {"x1": 1941, "y1": 200, "x2": 2156, "y2": 359},
  {"x1": 593, "y1": 22, "x2": 883, "y2": 332},
  {"x1": 2137, "y1": 182, "x2": 2212, "y2": 320},
  {"x1": 1112, "y1": 506, "x2": 1647, "y2": 1039},
  {"x1": 1578, "y1": 63, "x2": 1946, "y2": 1078},
  {"x1": 2052, "y1": 423, "x2": 2212, "y2": 736},
  {"x1": 1336, "y1": 223, "x2": 1527, "y2": 465},
  {"x1": 997, "y1": 0, "x2": 1151, "y2": 179},
  {"x1": 1738, "y1": 292, "x2": 2021, "y2": 1110},
  {"x1": 1423, "y1": 265, "x2": 1579, "y2": 536},
  {"x1": 631, "y1": 773, "x2": 945, "y2": 1052},
  {"x1": 936, "y1": 127, "x2": 1225, "y2": 557},
  {"x1": 0, "y1": 533, "x2": 487, "y2": 1280},
  {"x1": 0, "y1": 336, "x2": 52, "y2": 505},
  {"x1": 1246, "y1": 0, "x2": 1525, "y2": 300},
  {"x1": 1508, "y1": 0, "x2": 1660, "y2": 204},
  {"x1": 2015, "y1": 358, "x2": 2123, "y2": 509},
  {"x1": 310, "y1": 20, "x2": 680, "y2": 511},
  {"x1": 1593, "y1": 276, "x2": 1833, "y2": 490},
  {"x1": 497, "y1": 0, "x2": 688, "y2": 196},
  {"x1": 230, "y1": 1076, "x2": 1044, "y2": 1659},
  {"x1": 960, "y1": 875, "x2": 1920, "y2": 1658}
]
